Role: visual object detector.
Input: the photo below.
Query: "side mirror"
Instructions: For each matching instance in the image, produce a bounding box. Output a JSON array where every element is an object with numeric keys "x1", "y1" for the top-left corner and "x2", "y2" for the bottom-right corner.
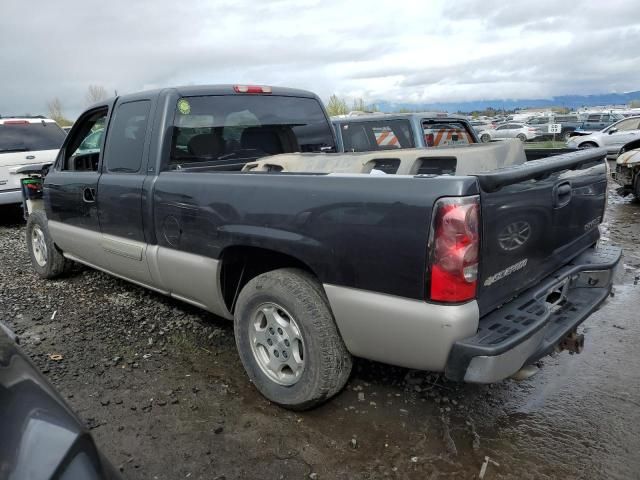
[{"x1": 608, "y1": 128, "x2": 617, "y2": 135}]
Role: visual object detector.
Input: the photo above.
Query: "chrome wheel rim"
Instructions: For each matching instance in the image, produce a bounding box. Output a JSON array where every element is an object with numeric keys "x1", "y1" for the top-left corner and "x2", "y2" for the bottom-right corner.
[
  {"x1": 249, "y1": 303, "x2": 305, "y2": 386},
  {"x1": 31, "y1": 225, "x2": 48, "y2": 267}
]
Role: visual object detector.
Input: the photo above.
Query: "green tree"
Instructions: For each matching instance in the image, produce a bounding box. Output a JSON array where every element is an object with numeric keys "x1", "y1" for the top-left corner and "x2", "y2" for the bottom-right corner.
[{"x1": 325, "y1": 94, "x2": 349, "y2": 116}]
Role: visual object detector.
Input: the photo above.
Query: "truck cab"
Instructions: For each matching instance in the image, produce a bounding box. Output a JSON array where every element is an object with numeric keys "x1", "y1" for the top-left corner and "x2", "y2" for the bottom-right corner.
[{"x1": 331, "y1": 113, "x2": 479, "y2": 153}]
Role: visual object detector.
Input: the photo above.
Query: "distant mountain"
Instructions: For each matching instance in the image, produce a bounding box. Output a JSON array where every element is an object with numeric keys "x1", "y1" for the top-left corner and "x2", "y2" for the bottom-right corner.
[{"x1": 375, "y1": 90, "x2": 640, "y2": 113}]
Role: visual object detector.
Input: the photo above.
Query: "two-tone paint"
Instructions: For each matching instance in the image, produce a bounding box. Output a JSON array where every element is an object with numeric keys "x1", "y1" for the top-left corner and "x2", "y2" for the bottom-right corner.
[{"x1": 41, "y1": 85, "x2": 618, "y2": 377}]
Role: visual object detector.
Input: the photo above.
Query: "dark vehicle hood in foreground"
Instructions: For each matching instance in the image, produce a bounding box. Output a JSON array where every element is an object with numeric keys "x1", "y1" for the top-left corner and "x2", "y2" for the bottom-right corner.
[{"x1": 0, "y1": 321, "x2": 120, "y2": 480}]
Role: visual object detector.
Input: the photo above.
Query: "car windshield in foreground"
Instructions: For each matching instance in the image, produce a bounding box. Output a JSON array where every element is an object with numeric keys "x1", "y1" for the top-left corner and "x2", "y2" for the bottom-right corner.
[
  {"x1": 0, "y1": 122, "x2": 66, "y2": 152},
  {"x1": 169, "y1": 95, "x2": 336, "y2": 170}
]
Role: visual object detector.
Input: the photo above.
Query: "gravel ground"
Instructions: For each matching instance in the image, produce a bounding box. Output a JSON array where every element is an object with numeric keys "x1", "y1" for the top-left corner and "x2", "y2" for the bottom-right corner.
[{"x1": 1, "y1": 183, "x2": 639, "y2": 480}]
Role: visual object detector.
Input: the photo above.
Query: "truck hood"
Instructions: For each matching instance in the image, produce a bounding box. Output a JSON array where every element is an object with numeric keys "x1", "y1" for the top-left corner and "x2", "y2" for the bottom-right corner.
[
  {"x1": 617, "y1": 148, "x2": 640, "y2": 165},
  {"x1": 567, "y1": 132, "x2": 602, "y2": 146}
]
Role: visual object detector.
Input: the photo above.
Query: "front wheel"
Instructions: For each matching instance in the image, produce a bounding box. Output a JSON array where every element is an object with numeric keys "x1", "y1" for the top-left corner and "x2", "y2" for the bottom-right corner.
[
  {"x1": 26, "y1": 211, "x2": 70, "y2": 279},
  {"x1": 517, "y1": 134, "x2": 527, "y2": 142},
  {"x1": 480, "y1": 134, "x2": 491, "y2": 143},
  {"x1": 234, "y1": 268, "x2": 352, "y2": 410}
]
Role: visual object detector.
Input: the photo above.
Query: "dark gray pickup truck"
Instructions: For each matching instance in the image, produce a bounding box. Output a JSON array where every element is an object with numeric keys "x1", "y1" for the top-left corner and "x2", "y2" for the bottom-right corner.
[{"x1": 23, "y1": 84, "x2": 620, "y2": 409}]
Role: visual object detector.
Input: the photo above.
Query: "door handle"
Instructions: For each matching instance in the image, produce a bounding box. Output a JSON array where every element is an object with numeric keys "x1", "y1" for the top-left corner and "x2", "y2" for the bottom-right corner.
[
  {"x1": 83, "y1": 187, "x2": 96, "y2": 203},
  {"x1": 554, "y1": 182, "x2": 572, "y2": 208}
]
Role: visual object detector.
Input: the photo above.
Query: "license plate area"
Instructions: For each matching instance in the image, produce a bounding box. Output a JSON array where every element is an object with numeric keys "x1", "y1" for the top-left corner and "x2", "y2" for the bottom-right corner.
[{"x1": 545, "y1": 277, "x2": 571, "y2": 309}]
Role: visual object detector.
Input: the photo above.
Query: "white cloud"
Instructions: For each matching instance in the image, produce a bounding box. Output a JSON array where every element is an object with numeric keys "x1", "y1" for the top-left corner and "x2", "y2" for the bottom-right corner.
[{"x1": 1, "y1": 0, "x2": 639, "y2": 118}]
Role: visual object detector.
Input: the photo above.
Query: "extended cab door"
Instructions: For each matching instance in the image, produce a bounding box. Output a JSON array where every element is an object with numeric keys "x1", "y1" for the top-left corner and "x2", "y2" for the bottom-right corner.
[
  {"x1": 97, "y1": 97, "x2": 155, "y2": 284},
  {"x1": 45, "y1": 107, "x2": 110, "y2": 263}
]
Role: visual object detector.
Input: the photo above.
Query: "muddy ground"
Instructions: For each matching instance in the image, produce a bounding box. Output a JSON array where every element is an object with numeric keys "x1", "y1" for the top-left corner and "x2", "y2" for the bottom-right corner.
[{"x1": 1, "y1": 181, "x2": 639, "y2": 480}]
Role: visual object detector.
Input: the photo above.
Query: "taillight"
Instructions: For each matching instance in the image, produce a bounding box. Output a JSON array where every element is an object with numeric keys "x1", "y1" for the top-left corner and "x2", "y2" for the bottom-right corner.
[
  {"x1": 3, "y1": 120, "x2": 29, "y2": 125},
  {"x1": 429, "y1": 196, "x2": 480, "y2": 302},
  {"x1": 233, "y1": 85, "x2": 272, "y2": 94}
]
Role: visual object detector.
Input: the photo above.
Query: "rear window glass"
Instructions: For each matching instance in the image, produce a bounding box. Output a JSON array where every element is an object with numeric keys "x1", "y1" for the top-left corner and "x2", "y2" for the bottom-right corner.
[
  {"x1": 340, "y1": 119, "x2": 414, "y2": 152},
  {"x1": 422, "y1": 120, "x2": 475, "y2": 147},
  {"x1": 0, "y1": 122, "x2": 66, "y2": 152},
  {"x1": 170, "y1": 95, "x2": 335, "y2": 170}
]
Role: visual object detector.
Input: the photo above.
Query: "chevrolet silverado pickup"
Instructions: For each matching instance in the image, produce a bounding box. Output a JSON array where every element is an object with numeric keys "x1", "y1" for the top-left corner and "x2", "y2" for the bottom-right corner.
[{"x1": 24, "y1": 84, "x2": 620, "y2": 409}]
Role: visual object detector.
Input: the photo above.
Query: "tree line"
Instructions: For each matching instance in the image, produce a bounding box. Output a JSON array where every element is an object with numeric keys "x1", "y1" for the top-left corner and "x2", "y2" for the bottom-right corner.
[{"x1": 46, "y1": 85, "x2": 111, "y2": 126}]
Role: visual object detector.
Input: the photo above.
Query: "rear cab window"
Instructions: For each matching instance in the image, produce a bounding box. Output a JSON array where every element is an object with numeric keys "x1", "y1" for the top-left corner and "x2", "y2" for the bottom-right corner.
[
  {"x1": 422, "y1": 119, "x2": 475, "y2": 147},
  {"x1": 0, "y1": 121, "x2": 66, "y2": 154},
  {"x1": 340, "y1": 119, "x2": 414, "y2": 152},
  {"x1": 169, "y1": 95, "x2": 335, "y2": 170}
]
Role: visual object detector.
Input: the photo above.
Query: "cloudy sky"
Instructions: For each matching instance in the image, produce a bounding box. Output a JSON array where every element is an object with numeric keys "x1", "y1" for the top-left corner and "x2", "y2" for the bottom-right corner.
[{"x1": 1, "y1": 0, "x2": 639, "y2": 118}]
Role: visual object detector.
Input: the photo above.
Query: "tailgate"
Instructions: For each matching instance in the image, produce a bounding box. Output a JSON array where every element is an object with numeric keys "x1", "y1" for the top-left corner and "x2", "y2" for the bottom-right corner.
[
  {"x1": 0, "y1": 150, "x2": 58, "y2": 191},
  {"x1": 474, "y1": 148, "x2": 608, "y2": 315}
]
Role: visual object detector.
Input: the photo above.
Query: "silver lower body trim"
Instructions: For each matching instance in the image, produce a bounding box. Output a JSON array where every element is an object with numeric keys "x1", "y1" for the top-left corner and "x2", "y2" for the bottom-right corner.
[
  {"x1": 463, "y1": 329, "x2": 546, "y2": 383},
  {"x1": 48, "y1": 220, "x2": 232, "y2": 320},
  {"x1": 323, "y1": 284, "x2": 479, "y2": 371}
]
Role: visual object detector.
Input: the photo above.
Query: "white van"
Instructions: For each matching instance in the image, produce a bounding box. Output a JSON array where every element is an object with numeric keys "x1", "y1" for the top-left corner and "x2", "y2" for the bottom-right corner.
[{"x1": 0, "y1": 118, "x2": 66, "y2": 206}]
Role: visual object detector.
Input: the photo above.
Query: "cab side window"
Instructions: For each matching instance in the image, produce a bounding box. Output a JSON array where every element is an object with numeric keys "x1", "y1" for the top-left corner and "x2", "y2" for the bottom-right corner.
[
  {"x1": 103, "y1": 100, "x2": 151, "y2": 173},
  {"x1": 61, "y1": 109, "x2": 108, "y2": 172}
]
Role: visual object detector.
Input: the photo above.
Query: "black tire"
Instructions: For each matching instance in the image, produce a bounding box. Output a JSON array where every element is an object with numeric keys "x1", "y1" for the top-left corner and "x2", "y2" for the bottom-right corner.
[
  {"x1": 517, "y1": 134, "x2": 527, "y2": 142},
  {"x1": 480, "y1": 134, "x2": 491, "y2": 143},
  {"x1": 26, "y1": 210, "x2": 70, "y2": 279},
  {"x1": 234, "y1": 268, "x2": 352, "y2": 410},
  {"x1": 562, "y1": 130, "x2": 574, "y2": 142},
  {"x1": 578, "y1": 141, "x2": 598, "y2": 149},
  {"x1": 635, "y1": 175, "x2": 640, "y2": 200}
]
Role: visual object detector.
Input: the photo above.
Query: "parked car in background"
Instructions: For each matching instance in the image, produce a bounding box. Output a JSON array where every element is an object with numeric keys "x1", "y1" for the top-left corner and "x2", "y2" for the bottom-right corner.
[
  {"x1": 332, "y1": 113, "x2": 478, "y2": 152},
  {"x1": 572, "y1": 113, "x2": 625, "y2": 135},
  {"x1": 612, "y1": 138, "x2": 640, "y2": 199},
  {"x1": 0, "y1": 117, "x2": 66, "y2": 206},
  {"x1": 526, "y1": 115, "x2": 581, "y2": 141},
  {"x1": 565, "y1": 116, "x2": 640, "y2": 158},
  {"x1": 0, "y1": 320, "x2": 120, "y2": 479},
  {"x1": 469, "y1": 120, "x2": 495, "y2": 135},
  {"x1": 478, "y1": 122, "x2": 539, "y2": 142}
]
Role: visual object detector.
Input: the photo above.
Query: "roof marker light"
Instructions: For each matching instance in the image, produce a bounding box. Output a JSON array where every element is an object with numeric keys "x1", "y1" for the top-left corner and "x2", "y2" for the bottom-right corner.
[{"x1": 233, "y1": 85, "x2": 272, "y2": 94}]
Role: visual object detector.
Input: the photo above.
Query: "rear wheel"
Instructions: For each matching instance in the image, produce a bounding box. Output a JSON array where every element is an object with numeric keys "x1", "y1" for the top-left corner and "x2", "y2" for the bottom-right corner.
[
  {"x1": 562, "y1": 130, "x2": 574, "y2": 142},
  {"x1": 26, "y1": 211, "x2": 70, "y2": 279},
  {"x1": 234, "y1": 268, "x2": 352, "y2": 410},
  {"x1": 480, "y1": 134, "x2": 491, "y2": 143},
  {"x1": 517, "y1": 134, "x2": 527, "y2": 142}
]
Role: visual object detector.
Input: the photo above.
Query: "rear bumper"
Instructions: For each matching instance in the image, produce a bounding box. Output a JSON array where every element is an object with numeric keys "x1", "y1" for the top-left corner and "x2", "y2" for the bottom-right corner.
[
  {"x1": 0, "y1": 188, "x2": 22, "y2": 205},
  {"x1": 445, "y1": 244, "x2": 622, "y2": 383}
]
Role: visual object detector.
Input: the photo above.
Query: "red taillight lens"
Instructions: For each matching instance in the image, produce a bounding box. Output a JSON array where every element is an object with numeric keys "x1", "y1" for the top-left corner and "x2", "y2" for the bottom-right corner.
[
  {"x1": 429, "y1": 196, "x2": 480, "y2": 302},
  {"x1": 233, "y1": 85, "x2": 272, "y2": 94},
  {"x1": 3, "y1": 120, "x2": 29, "y2": 125}
]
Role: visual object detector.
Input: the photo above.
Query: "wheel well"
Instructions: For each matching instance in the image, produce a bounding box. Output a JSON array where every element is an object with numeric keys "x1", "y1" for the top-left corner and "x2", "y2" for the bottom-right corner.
[
  {"x1": 219, "y1": 246, "x2": 316, "y2": 313},
  {"x1": 578, "y1": 141, "x2": 598, "y2": 148}
]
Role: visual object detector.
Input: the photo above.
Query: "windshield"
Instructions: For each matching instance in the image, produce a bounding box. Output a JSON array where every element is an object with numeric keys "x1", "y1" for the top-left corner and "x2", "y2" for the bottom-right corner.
[
  {"x1": 0, "y1": 122, "x2": 66, "y2": 152},
  {"x1": 169, "y1": 95, "x2": 335, "y2": 170}
]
